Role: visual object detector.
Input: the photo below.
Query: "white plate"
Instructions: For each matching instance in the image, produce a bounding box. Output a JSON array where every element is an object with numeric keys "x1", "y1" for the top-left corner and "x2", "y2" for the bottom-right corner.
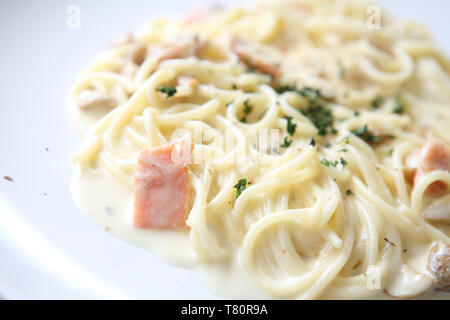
[{"x1": 0, "y1": 0, "x2": 449, "y2": 299}]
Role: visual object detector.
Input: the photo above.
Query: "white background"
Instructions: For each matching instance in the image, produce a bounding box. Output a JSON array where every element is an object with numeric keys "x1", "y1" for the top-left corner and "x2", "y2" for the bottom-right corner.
[{"x1": 0, "y1": 0, "x2": 449, "y2": 299}]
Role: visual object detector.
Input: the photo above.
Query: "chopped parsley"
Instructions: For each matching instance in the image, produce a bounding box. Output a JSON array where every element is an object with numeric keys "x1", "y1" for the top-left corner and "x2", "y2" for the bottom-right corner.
[
  {"x1": 320, "y1": 159, "x2": 330, "y2": 167},
  {"x1": 240, "y1": 99, "x2": 253, "y2": 123},
  {"x1": 277, "y1": 86, "x2": 326, "y2": 104},
  {"x1": 339, "y1": 149, "x2": 348, "y2": 152},
  {"x1": 280, "y1": 137, "x2": 292, "y2": 148},
  {"x1": 297, "y1": 87, "x2": 324, "y2": 103},
  {"x1": 310, "y1": 137, "x2": 316, "y2": 146},
  {"x1": 392, "y1": 98, "x2": 404, "y2": 114},
  {"x1": 345, "y1": 189, "x2": 352, "y2": 196},
  {"x1": 388, "y1": 149, "x2": 394, "y2": 156},
  {"x1": 278, "y1": 85, "x2": 336, "y2": 136},
  {"x1": 301, "y1": 105, "x2": 336, "y2": 136},
  {"x1": 354, "y1": 111, "x2": 360, "y2": 117},
  {"x1": 286, "y1": 116, "x2": 297, "y2": 136},
  {"x1": 157, "y1": 86, "x2": 177, "y2": 98},
  {"x1": 277, "y1": 84, "x2": 297, "y2": 94},
  {"x1": 225, "y1": 100, "x2": 234, "y2": 108},
  {"x1": 371, "y1": 95, "x2": 384, "y2": 109},
  {"x1": 232, "y1": 84, "x2": 238, "y2": 90},
  {"x1": 342, "y1": 135, "x2": 351, "y2": 144},
  {"x1": 234, "y1": 179, "x2": 247, "y2": 199},
  {"x1": 243, "y1": 99, "x2": 253, "y2": 114},
  {"x1": 321, "y1": 158, "x2": 345, "y2": 168},
  {"x1": 351, "y1": 125, "x2": 380, "y2": 143}
]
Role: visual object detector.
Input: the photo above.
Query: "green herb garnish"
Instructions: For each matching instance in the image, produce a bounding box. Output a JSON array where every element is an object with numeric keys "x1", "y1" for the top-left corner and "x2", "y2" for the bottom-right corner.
[
  {"x1": 392, "y1": 98, "x2": 404, "y2": 114},
  {"x1": 310, "y1": 137, "x2": 316, "y2": 146},
  {"x1": 234, "y1": 179, "x2": 247, "y2": 199},
  {"x1": 278, "y1": 86, "x2": 326, "y2": 104},
  {"x1": 243, "y1": 99, "x2": 253, "y2": 114},
  {"x1": 351, "y1": 125, "x2": 380, "y2": 143},
  {"x1": 342, "y1": 135, "x2": 351, "y2": 144},
  {"x1": 340, "y1": 158, "x2": 348, "y2": 167},
  {"x1": 371, "y1": 95, "x2": 384, "y2": 109},
  {"x1": 157, "y1": 86, "x2": 177, "y2": 98},
  {"x1": 277, "y1": 84, "x2": 297, "y2": 94},
  {"x1": 286, "y1": 116, "x2": 297, "y2": 136},
  {"x1": 321, "y1": 159, "x2": 330, "y2": 167},
  {"x1": 301, "y1": 105, "x2": 335, "y2": 136},
  {"x1": 281, "y1": 137, "x2": 292, "y2": 148},
  {"x1": 345, "y1": 189, "x2": 352, "y2": 196},
  {"x1": 297, "y1": 87, "x2": 324, "y2": 103}
]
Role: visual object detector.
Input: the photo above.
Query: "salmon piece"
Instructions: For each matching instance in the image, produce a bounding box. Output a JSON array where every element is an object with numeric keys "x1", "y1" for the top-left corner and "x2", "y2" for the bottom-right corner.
[
  {"x1": 427, "y1": 241, "x2": 450, "y2": 292},
  {"x1": 181, "y1": 5, "x2": 221, "y2": 25},
  {"x1": 420, "y1": 140, "x2": 450, "y2": 172},
  {"x1": 77, "y1": 90, "x2": 118, "y2": 110},
  {"x1": 231, "y1": 38, "x2": 281, "y2": 79},
  {"x1": 133, "y1": 142, "x2": 192, "y2": 230},
  {"x1": 111, "y1": 32, "x2": 134, "y2": 47},
  {"x1": 157, "y1": 35, "x2": 205, "y2": 64},
  {"x1": 413, "y1": 139, "x2": 450, "y2": 197}
]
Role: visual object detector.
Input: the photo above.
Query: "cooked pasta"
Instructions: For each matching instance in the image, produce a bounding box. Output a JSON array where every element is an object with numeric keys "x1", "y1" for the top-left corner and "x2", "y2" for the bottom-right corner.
[{"x1": 68, "y1": 0, "x2": 450, "y2": 299}]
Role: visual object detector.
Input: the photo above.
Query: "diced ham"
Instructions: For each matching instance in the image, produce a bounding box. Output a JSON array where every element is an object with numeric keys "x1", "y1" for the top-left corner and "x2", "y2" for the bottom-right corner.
[
  {"x1": 133, "y1": 142, "x2": 192, "y2": 230},
  {"x1": 231, "y1": 38, "x2": 281, "y2": 79},
  {"x1": 427, "y1": 241, "x2": 450, "y2": 291},
  {"x1": 413, "y1": 139, "x2": 450, "y2": 197}
]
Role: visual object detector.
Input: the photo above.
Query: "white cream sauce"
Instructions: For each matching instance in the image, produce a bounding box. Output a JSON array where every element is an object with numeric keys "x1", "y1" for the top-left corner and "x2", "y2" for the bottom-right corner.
[
  {"x1": 70, "y1": 167, "x2": 273, "y2": 299},
  {"x1": 70, "y1": 167, "x2": 450, "y2": 299}
]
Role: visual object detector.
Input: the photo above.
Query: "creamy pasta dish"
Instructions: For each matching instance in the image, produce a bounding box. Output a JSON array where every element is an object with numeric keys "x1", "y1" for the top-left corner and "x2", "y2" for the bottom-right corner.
[{"x1": 68, "y1": 0, "x2": 450, "y2": 299}]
